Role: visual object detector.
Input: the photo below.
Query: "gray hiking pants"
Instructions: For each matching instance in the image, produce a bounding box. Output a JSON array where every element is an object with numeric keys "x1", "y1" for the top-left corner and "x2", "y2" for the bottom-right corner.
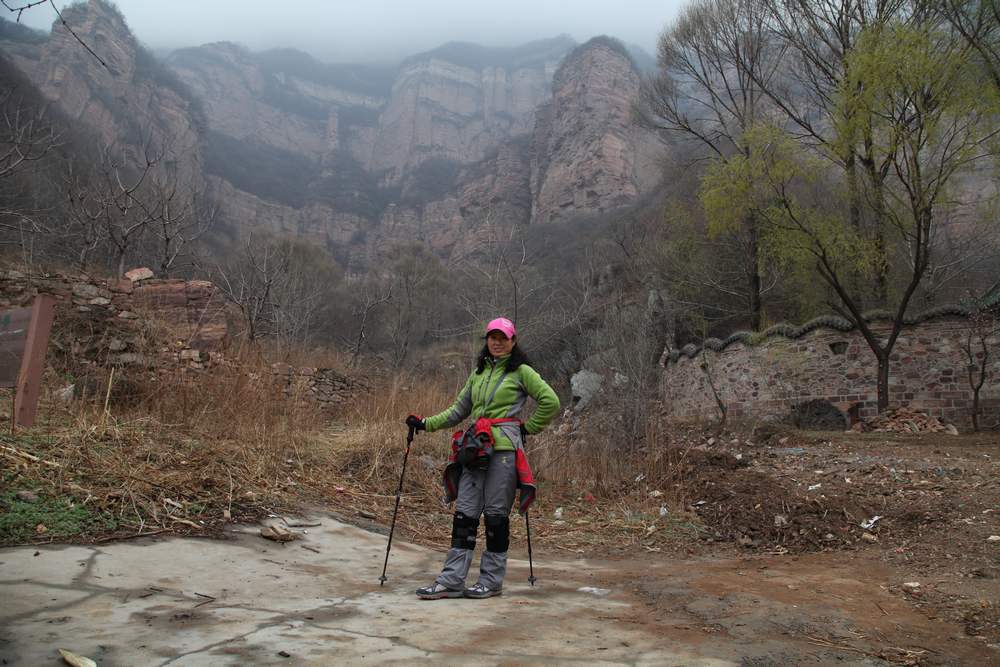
[{"x1": 436, "y1": 451, "x2": 517, "y2": 590}]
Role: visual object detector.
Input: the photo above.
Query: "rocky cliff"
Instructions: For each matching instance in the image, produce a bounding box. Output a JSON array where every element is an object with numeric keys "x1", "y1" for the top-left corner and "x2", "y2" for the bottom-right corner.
[
  {"x1": 530, "y1": 38, "x2": 663, "y2": 225},
  {"x1": 1, "y1": 2, "x2": 664, "y2": 265},
  {"x1": 367, "y1": 38, "x2": 570, "y2": 184},
  {"x1": 0, "y1": 1, "x2": 203, "y2": 181}
]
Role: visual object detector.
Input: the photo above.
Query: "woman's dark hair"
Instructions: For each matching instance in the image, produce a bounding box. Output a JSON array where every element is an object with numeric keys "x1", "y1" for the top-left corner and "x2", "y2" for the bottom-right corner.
[{"x1": 475, "y1": 342, "x2": 531, "y2": 374}]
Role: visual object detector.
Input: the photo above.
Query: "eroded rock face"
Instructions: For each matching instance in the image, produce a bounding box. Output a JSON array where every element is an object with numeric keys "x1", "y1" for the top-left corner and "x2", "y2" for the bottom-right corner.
[
  {"x1": 367, "y1": 47, "x2": 564, "y2": 184},
  {"x1": 2, "y1": 0, "x2": 203, "y2": 182},
  {"x1": 530, "y1": 39, "x2": 663, "y2": 225},
  {"x1": 2, "y1": 6, "x2": 664, "y2": 263},
  {"x1": 167, "y1": 43, "x2": 387, "y2": 162}
]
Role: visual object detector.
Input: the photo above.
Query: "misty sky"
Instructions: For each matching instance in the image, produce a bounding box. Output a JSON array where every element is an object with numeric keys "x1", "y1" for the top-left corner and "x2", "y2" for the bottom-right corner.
[{"x1": 16, "y1": 0, "x2": 685, "y2": 63}]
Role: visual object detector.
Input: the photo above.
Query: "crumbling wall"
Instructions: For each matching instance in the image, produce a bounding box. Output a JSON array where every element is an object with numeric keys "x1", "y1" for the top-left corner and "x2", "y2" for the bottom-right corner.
[
  {"x1": 662, "y1": 315, "x2": 1000, "y2": 430},
  {"x1": 0, "y1": 269, "x2": 363, "y2": 409}
]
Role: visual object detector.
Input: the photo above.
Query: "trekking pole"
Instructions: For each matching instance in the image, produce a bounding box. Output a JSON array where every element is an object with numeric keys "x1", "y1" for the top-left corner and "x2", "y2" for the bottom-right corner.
[
  {"x1": 524, "y1": 509, "x2": 537, "y2": 586},
  {"x1": 379, "y1": 424, "x2": 415, "y2": 586}
]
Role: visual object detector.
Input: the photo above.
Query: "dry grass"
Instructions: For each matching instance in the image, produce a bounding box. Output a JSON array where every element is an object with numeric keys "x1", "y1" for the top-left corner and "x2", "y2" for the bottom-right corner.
[
  {"x1": 1, "y1": 346, "x2": 341, "y2": 543},
  {"x1": 3, "y1": 343, "x2": 711, "y2": 557}
]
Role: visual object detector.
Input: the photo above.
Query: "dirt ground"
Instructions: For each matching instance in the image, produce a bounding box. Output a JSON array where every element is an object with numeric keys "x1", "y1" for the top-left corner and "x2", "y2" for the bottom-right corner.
[
  {"x1": 324, "y1": 426, "x2": 1000, "y2": 665},
  {"x1": 4, "y1": 420, "x2": 999, "y2": 665}
]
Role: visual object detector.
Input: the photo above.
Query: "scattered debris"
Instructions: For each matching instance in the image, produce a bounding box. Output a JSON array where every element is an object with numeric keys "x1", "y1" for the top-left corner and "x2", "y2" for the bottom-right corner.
[
  {"x1": 58, "y1": 649, "x2": 96, "y2": 667},
  {"x1": 860, "y1": 515, "x2": 883, "y2": 530},
  {"x1": 577, "y1": 587, "x2": 611, "y2": 596},
  {"x1": 807, "y1": 484, "x2": 822, "y2": 491},
  {"x1": 554, "y1": 507, "x2": 564, "y2": 520},
  {"x1": 853, "y1": 408, "x2": 957, "y2": 434},
  {"x1": 902, "y1": 582, "x2": 921, "y2": 589},
  {"x1": 988, "y1": 536, "x2": 1000, "y2": 543},
  {"x1": 260, "y1": 524, "x2": 299, "y2": 543}
]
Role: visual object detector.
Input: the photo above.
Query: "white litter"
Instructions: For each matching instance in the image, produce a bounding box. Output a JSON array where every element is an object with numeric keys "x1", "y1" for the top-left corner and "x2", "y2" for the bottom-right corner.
[
  {"x1": 861, "y1": 515, "x2": 884, "y2": 530},
  {"x1": 807, "y1": 484, "x2": 822, "y2": 491},
  {"x1": 554, "y1": 507, "x2": 563, "y2": 520},
  {"x1": 578, "y1": 587, "x2": 611, "y2": 596},
  {"x1": 659, "y1": 505, "x2": 669, "y2": 518},
  {"x1": 988, "y1": 535, "x2": 1000, "y2": 542}
]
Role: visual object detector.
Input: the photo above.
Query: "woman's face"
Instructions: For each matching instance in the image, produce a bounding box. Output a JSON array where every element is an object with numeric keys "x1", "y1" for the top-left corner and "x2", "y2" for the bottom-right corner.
[{"x1": 486, "y1": 331, "x2": 514, "y2": 357}]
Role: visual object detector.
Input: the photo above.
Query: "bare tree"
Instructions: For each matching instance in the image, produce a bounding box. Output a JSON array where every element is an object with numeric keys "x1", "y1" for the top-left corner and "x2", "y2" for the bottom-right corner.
[
  {"x1": 210, "y1": 233, "x2": 331, "y2": 345},
  {"x1": 383, "y1": 243, "x2": 446, "y2": 368},
  {"x1": 962, "y1": 302, "x2": 999, "y2": 432},
  {"x1": 64, "y1": 140, "x2": 165, "y2": 275},
  {"x1": 637, "y1": 0, "x2": 784, "y2": 329},
  {"x1": 349, "y1": 280, "x2": 393, "y2": 365},
  {"x1": 938, "y1": 0, "x2": 1000, "y2": 94},
  {"x1": 149, "y1": 170, "x2": 215, "y2": 278},
  {"x1": 0, "y1": 85, "x2": 59, "y2": 251},
  {"x1": 212, "y1": 233, "x2": 290, "y2": 344}
]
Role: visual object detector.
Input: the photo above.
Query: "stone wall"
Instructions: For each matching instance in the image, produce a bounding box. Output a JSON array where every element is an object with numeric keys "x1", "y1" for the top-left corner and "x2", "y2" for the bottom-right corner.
[
  {"x1": 661, "y1": 315, "x2": 1000, "y2": 431},
  {"x1": 271, "y1": 364, "x2": 367, "y2": 407},
  {"x1": 0, "y1": 269, "x2": 364, "y2": 409},
  {"x1": 0, "y1": 269, "x2": 229, "y2": 370}
]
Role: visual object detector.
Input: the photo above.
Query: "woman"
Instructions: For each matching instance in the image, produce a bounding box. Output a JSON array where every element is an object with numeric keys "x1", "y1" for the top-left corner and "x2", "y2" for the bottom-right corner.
[{"x1": 405, "y1": 317, "x2": 560, "y2": 599}]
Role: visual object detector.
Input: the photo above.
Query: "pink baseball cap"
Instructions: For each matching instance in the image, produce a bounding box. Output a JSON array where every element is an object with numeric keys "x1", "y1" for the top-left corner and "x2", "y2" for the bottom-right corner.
[{"x1": 485, "y1": 317, "x2": 516, "y2": 339}]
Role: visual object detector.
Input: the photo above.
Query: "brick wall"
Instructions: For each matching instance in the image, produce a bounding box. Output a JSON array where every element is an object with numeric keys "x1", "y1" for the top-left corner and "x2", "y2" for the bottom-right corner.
[{"x1": 661, "y1": 316, "x2": 1000, "y2": 430}]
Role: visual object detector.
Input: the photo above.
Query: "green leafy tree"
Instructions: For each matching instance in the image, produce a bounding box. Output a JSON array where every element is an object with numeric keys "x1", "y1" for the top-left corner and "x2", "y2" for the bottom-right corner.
[
  {"x1": 702, "y1": 20, "x2": 999, "y2": 412},
  {"x1": 638, "y1": 0, "x2": 782, "y2": 329}
]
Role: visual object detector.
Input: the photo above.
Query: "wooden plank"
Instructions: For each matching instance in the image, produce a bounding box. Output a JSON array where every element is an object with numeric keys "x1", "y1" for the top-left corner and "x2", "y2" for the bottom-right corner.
[{"x1": 14, "y1": 295, "x2": 56, "y2": 428}]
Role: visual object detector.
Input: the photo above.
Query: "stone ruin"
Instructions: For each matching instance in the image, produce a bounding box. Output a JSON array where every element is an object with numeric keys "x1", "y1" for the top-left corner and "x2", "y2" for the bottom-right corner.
[{"x1": 0, "y1": 268, "x2": 364, "y2": 409}]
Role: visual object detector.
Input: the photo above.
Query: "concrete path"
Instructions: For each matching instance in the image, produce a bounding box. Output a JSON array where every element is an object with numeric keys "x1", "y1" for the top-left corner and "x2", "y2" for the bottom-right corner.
[
  {"x1": 0, "y1": 515, "x2": 986, "y2": 665},
  {"x1": 1, "y1": 516, "x2": 727, "y2": 666}
]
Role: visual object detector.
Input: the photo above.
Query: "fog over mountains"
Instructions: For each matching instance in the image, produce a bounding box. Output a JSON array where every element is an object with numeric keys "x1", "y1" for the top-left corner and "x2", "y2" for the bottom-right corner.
[
  {"x1": 13, "y1": 0, "x2": 676, "y2": 64},
  {"x1": 1, "y1": 1, "x2": 667, "y2": 275}
]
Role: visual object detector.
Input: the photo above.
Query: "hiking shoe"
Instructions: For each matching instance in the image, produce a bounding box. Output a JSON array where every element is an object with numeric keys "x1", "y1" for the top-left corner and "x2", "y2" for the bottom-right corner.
[
  {"x1": 415, "y1": 582, "x2": 463, "y2": 600},
  {"x1": 463, "y1": 583, "x2": 502, "y2": 599}
]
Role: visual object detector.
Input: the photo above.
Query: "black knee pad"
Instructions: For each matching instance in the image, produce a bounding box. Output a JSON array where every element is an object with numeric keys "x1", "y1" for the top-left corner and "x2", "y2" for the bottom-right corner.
[
  {"x1": 484, "y1": 514, "x2": 510, "y2": 553},
  {"x1": 451, "y1": 512, "x2": 479, "y2": 550}
]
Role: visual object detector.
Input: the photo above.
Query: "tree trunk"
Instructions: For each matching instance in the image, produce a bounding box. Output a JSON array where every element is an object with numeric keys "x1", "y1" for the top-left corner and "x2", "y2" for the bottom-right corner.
[
  {"x1": 972, "y1": 389, "x2": 980, "y2": 432},
  {"x1": 870, "y1": 178, "x2": 888, "y2": 307},
  {"x1": 876, "y1": 350, "x2": 890, "y2": 413},
  {"x1": 747, "y1": 214, "x2": 762, "y2": 331}
]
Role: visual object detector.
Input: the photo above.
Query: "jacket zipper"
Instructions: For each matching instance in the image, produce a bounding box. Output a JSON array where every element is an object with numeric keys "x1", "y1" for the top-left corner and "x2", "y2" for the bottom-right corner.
[{"x1": 479, "y1": 360, "x2": 496, "y2": 417}]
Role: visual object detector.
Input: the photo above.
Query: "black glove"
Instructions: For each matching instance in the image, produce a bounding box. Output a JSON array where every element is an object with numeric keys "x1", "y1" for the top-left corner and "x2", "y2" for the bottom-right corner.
[{"x1": 405, "y1": 414, "x2": 426, "y2": 431}]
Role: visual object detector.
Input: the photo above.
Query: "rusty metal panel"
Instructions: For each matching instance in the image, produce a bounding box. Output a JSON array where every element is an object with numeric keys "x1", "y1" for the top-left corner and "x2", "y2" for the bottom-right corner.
[{"x1": 0, "y1": 306, "x2": 32, "y2": 388}]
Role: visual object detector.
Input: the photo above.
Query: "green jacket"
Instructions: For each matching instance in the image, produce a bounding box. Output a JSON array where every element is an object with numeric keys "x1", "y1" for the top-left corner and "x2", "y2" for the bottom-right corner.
[{"x1": 425, "y1": 355, "x2": 560, "y2": 451}]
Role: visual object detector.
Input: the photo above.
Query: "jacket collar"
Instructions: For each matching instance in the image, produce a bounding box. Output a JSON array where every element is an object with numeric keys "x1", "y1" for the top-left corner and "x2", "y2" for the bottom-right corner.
[{"x1": 487, "y1": 354, "x2": 510, "y2": 370}]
